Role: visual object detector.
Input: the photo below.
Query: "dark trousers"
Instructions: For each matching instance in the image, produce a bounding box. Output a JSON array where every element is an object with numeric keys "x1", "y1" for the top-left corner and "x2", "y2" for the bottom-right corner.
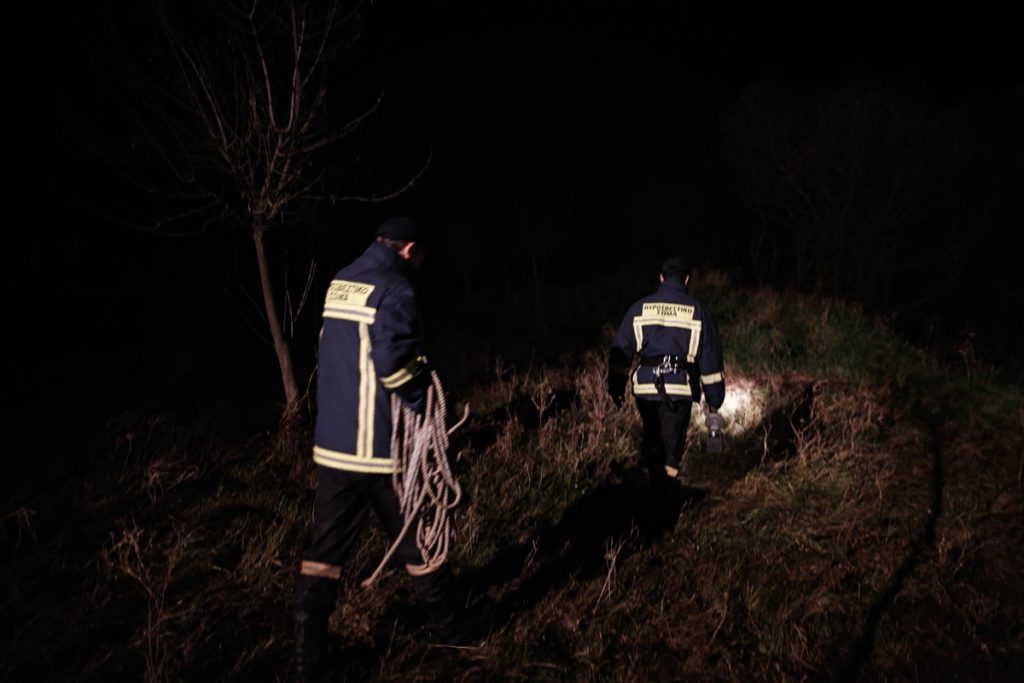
[
  {"x1": 636, "y1": 398, "x2": 693, "y2": 486},
  {"x1": 294, "y1": 466, "x2": 451, "y2": 614}
]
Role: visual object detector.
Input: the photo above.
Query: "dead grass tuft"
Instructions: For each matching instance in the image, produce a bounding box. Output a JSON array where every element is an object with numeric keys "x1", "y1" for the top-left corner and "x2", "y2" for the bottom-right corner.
[{"x1": 6, "y1": 278, "x2": 1022, "y2": 681}]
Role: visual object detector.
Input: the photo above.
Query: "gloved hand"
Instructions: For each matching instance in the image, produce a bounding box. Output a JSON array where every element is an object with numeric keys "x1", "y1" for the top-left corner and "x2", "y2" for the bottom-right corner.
[
  {"x1": 705, "y1": 408, "x2": 725, "y2": 454},
  {"x1": 394, "y1": 370, "x2": 429, "y2": 416}
]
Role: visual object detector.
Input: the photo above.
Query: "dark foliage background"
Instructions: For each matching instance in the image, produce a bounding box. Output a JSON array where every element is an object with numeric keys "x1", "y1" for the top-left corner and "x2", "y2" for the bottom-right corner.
[
  {"x1": 18, "y1": 1, "x2": 1023, "y2": 447},
  {"x1": 5, "y1": 4, "x2": 1023, "y2": 680}
]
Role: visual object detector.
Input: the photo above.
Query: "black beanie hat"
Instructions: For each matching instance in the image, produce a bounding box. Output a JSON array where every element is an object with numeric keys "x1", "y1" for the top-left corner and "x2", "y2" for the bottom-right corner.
[
  {"x1": 376, "y1": 216, "x2": 419, "y2": 242},
  {"x1": 661, "y1": 255, "x2": 690, "y2": 280}
]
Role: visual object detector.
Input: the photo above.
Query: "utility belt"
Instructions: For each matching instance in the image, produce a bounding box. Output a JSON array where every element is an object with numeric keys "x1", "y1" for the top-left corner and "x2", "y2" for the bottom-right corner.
[
  {"x1": 639, "y1": 354, "x2": 683, "y2": 368},
  {"x1": 639, "y1": 354, "x2": 685, "y2": 411}
]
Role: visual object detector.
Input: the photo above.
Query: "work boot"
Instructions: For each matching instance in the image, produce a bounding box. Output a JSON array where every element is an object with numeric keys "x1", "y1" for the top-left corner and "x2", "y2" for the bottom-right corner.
[
  {"x1": 294, "y1": 609, "x2": 329, "y2": 680},
  {"x1": 412, "y1": 566, "x2": 476, "y2": 645}
]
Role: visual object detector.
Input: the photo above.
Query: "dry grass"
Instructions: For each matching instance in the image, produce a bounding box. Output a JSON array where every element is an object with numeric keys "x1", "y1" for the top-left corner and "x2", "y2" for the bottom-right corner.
[{"x1": 4, "y1": 276, "x2": 1022, "y2": 681}]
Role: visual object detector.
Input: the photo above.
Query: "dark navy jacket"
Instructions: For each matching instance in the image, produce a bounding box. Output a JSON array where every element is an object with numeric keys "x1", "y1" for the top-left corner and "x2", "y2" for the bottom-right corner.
[
  {"x1": 313, "y1": 242, "x2": 428, "y2": 474},
  {"x1": 608, "y1": 278, "x2": 725, "y2": 409}
]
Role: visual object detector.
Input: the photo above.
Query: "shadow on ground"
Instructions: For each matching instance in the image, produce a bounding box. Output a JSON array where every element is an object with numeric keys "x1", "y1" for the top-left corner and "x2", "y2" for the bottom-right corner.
[
  {"x1": 456, "y1": 461, "x2": 708, "y2": 638},
  {"x1": 308, "y1": 379, "x2": 845, "y2": 676}
]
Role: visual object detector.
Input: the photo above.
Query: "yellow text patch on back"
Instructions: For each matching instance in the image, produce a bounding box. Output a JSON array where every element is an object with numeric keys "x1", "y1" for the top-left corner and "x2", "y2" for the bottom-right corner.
[
  {"x1": 326, "y1": 280, "x2": 375, "y2": 307},
  {"x1": 641, "y1": 303, "x2": 694, "y2": 320}
]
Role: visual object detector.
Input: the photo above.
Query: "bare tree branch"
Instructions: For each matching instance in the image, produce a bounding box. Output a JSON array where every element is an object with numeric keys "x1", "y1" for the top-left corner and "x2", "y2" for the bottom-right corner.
[
  {"x1": 325, "y1": 149, "x2": 432, "y2": 204},
  {"x1": 87, "y1": 0, "x2": 425, "y2": 422}
]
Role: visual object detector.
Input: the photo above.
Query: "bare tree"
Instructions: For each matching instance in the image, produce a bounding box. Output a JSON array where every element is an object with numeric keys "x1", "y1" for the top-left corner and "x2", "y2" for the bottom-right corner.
[
  {"x1": 99, "y1": 0, "x2": 425, "y2": 422},
  {"x1": 722, "y1": 80, "x2": 965, "y2": 311}
]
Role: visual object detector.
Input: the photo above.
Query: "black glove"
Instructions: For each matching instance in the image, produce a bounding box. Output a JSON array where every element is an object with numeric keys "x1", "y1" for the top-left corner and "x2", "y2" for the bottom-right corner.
[
  {"x1": 705, "y1": 410, "x2": 723, "y2": 435},
  {"x1": 394, "y1": 370, "x2": 429, "y2": 415}
]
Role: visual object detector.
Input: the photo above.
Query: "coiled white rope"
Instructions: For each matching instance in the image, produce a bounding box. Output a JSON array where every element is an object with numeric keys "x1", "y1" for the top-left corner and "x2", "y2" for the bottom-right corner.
[{"x1": 362, "y1": 371, "x2": 469, "y2": 587}]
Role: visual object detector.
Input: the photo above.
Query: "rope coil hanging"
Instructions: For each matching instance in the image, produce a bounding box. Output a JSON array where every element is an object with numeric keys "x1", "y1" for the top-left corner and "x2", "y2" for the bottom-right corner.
[{"x1": 362, "y1": 371, "x2": 469, "y2": 587}]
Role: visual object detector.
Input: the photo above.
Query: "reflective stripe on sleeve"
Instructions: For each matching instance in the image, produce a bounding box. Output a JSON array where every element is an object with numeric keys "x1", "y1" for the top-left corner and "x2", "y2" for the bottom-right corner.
[{"x1": 380, "y1": 356, "x2": 424, "y2": 389}]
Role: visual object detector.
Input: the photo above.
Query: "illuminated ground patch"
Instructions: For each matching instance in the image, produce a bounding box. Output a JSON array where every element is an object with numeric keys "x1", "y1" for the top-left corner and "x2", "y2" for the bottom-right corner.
[{"x1": 715, "y1": 376, "x2": 767, "y2": 436}]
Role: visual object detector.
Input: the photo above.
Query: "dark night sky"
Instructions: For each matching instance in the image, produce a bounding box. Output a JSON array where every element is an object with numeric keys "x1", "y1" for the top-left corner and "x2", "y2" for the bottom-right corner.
[
  {"x1": 45, "y1": 3, "x2": 1021, "y2": 230},
  {"x1": 21, "y1": 1, "x2": 1024, "y2": 432},
  {"x1": 47, "y1": 3, "x2": 1021, "y2": 219},
  {"x1": 363, "y1": 2, "x2": 1018, "y2": 196}
]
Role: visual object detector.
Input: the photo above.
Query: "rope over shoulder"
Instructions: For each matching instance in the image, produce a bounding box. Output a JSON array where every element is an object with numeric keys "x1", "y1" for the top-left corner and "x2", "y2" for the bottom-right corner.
[{"x1": 362, "y1": 371, "x2": 469, "y2": 588}]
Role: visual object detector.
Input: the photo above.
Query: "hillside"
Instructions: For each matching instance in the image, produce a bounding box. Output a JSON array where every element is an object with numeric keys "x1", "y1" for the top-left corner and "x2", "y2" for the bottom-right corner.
[{"x1": 3, "y1": 273, "x2": 1022, "y2": 682}]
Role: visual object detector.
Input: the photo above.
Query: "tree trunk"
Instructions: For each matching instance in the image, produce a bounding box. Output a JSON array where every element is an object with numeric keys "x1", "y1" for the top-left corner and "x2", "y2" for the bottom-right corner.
[{"x1": 253, "y1": 225, "x2": 301, "y2": 420}]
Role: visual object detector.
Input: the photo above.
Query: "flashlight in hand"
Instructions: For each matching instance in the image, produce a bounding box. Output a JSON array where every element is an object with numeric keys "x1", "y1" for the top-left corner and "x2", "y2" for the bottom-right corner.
[{"x1": 705, "y1": 408, "x2": 724, "y2": 454}]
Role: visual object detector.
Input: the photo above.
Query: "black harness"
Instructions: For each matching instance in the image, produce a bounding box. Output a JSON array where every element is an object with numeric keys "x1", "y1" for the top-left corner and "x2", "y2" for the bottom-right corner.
[{"x1": 640, "y1": 354, "x2": 684, "y2": 411}]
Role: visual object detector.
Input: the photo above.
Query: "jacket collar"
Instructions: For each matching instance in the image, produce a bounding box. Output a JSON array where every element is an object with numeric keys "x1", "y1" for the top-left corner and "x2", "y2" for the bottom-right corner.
[
  {"x1": 362, "y1": 240, "x2": 408, "y2": 276},
  {"x1": 659, "y1": 278, "x2": 688, "y2": 295}
]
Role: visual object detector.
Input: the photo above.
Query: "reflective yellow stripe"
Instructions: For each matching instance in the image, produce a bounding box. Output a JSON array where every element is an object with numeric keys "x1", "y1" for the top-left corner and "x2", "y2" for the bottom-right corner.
[
  {"x1": 633, "y1": 382, "x2": 692, "y2": 396},
  {"x1": 365, "y1": 330, "x2": 376, "y2": 458},
  {"x1": 632, "y1": 316, "x2": 702, "y2": 363},
  {"x1": 323, "y1": 304, "x2": 376, "y2": 324},
  {"x1": 687, "y1": 321, "x2": 701, "y2": 362},
  {"x1": 313, "y1": 446, "x2": 395, "y2": 473},
  {"x1": 357, "y1": 323, "x2": 377, "y2": 458},
  {"x1": 356, "y1": 323, "x2": 367, "y2": 457},
  {"x1": 701, "y1": 372, "x2": 724, "y2": 384},
  {"x1": 609, "y1": 363, "x2": 631, "y2": 376},
  {"x1": 380, "y1": 356, "x2": 422, "y2": 389}
]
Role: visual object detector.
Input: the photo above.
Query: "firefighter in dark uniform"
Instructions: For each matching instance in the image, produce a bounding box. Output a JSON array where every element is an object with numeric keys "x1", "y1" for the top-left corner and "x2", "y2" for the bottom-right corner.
[
  {"x1": 607, "y1": 255, "x2": 725, "y2": 492},
  {"x1": 293, "y1": 217, "x2": 463, "y2": 679}
]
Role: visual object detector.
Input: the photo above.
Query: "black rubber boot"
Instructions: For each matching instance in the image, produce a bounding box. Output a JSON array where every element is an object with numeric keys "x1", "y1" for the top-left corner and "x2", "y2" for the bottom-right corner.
[
  {"x1": 293, "y1": 573, "x2": 337, "y2": 680},
  {"x1": 294, "y1": 609, "x2": 329, "y2": 680},
  {"x1": 412, "y1": 565, "x2": 474, "y2": 645}
]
